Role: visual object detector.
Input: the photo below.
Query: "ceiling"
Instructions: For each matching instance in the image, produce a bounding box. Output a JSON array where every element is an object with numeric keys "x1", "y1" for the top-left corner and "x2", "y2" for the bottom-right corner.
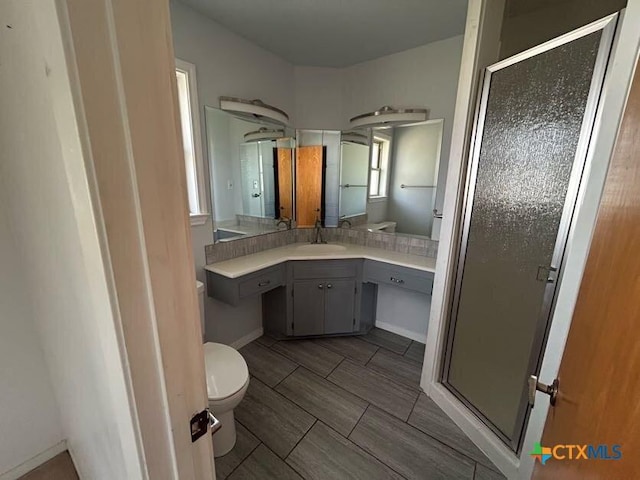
[{"x1": 176, "y1": 0, "x2": 468, "y2": 67}]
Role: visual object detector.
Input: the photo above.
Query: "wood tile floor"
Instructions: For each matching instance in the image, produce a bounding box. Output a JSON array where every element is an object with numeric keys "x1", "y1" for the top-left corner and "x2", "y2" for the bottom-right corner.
[{"x1": 218, "y1": 328, "x2": 506, "y2": 480}]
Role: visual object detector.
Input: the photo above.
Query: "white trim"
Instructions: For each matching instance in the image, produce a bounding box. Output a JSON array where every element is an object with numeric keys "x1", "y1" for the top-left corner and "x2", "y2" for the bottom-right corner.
[
  {"x1": 518, "y1": 5, "x2": 640, "y2": 479},
  {"x1": 0, "y1": 441, "x2": 68, "y2": 480},
  {"x1": 190, "y1": 213, "x2": 209, "y2": 227},
  {"x1": 105, "y1": 2, "x2": 178, "y2": 476},
  {"x1": 175, "y1": 58, "x2": 207, "y2": 217},
  {"x1": 374, "y1": 321, "x2": 427, "y2": 344},
  {"x1": 229, "y1": 327, "x2": 264, "y2": 350}
]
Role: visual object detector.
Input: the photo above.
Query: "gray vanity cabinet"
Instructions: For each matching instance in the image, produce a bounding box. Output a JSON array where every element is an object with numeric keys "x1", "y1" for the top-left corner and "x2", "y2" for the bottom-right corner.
[
  {"x1": 263, "y1": 259, "x2": 364, "y2": 337},
  {"x1": 289, "y1": 260, "x2": 361, "y2": 336},
  {"x1": 291, "y1": 280, "x2": 326, "y2": 336},
  {"x1": 323, "y1": 279, "x2": 357, "y2": 334},
  {"x1": 291, "y1": 278, "x2": 357, "y2": 336}
]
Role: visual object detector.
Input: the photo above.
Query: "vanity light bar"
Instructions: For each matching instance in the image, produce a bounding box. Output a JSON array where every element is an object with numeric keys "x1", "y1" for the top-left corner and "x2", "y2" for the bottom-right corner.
[
  {"x1": 220, "y1": 96, "x2": 290, "y2": 126},
  {"x1": 349, "y1": 106, "x2": 428, "y2": 129},
  {"x1": 244, "y1": 127, "x2": 286, "y2": 142},
  {"x1": 341, "y1": 131, "x2": 369, "y2": 145}
]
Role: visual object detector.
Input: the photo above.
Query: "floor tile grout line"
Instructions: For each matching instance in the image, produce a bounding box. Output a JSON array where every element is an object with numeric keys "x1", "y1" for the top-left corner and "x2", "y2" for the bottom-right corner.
[
  {"x1": 310, "y1": 337, "x2": 380, "y2": 365},
  {"x1": 401, "y1": 408, "x2": 495, "y2": 471},
  {"x1": 346, "y1": 401, "x2": 371, "y2": 438},
  {"x1": 351, "y1": 405, "x2": 481, "y2": 479},
  {"x1": 360, "y1": 354, "x2": 423, "y2": 394},
  {"x1": 283, "y1": 418, "x2": 318, "y2": 463},
  {"x1": 345, "y1": 407, "x2": 410, "y2": 480},
  {"x1": 269, "y1": 341, "x2": 345, "y2": 378},
  {"x1": 324, "y1": 359, "x2": 415, "y2": 422},
  {"x1": 273, "y1": 364, "x2": 368, "y2": 438},
  {"x1": 272, "y1": 364, "x2": 300, "y2": 389},
  {"x1": 311, "y1": 418, "x2": 411, "y2": 480},
  {"x1": 325, "y1": 355, "x2": 345, "y2": 378},
  {"x1": 363, "y1": 363, "x2": 422, "y2": 392},
  {"x1": 221, "y1": 440, "x2": 262, "y2": 480}
]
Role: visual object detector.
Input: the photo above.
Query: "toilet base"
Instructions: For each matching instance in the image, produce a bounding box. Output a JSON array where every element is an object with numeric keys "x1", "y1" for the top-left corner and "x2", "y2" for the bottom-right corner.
[{"x1": 212, "y1": 409, "x2": 237, "y2": 457}]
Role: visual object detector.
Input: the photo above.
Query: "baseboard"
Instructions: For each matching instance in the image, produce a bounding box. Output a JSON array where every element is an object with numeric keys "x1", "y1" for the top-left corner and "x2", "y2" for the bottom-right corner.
[
  {"x1": 0, "y1": 441, "x2": 68, "y2": 480},
  {"x1": 229, "y1": 327, "x2": 263, "y2": 350},
  {"x1": 375, "y1": 321, "x2": 427, "y2": 344},
  {"x1": 429, "y1": 384, "x2": 517, "y2": 478}
]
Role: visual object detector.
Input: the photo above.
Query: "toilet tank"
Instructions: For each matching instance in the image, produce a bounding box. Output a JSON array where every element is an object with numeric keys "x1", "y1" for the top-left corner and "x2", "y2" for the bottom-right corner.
[{"x1": 196, "y1": 280, "x2": 205, "y2": 339}]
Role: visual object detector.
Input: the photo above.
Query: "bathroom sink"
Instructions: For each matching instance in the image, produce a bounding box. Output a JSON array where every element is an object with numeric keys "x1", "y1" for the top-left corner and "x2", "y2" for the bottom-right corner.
[{"x1": 295, "y1": 244, "x2": 348, "y2": 254}]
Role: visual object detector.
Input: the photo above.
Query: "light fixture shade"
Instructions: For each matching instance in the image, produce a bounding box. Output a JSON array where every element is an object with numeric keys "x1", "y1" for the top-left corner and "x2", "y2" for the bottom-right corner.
[
  {"x1": 244, "y1": 127, "x2": 285, "y2": 142},
  {"x1": 341, "y1": 131, "x2": 369, "y2": 145},
  {"x1": 349, "y1": 105, "x2": 428, "y2": 129},
  {"x1": 220, "y1": 96, "x2": 289, "y2": 126}
]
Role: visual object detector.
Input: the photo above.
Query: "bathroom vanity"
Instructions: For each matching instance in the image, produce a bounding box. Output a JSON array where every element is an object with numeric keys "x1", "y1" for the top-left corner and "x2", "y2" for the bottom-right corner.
[{"x1": 205, "y1": 243, "x2": 435, "y2": 339}]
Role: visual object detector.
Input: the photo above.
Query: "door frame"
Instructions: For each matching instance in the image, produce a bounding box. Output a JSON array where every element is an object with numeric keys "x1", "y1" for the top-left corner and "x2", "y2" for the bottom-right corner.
[
  {"x1": 440, "y1": 14, "x2": 617, "y2": 453},
  {"x1": 59, "y1": 0, "x2": 216, "y2": 477},
  {"x1": 420, "y1": 1, "x2": 640, "y2": 478}
]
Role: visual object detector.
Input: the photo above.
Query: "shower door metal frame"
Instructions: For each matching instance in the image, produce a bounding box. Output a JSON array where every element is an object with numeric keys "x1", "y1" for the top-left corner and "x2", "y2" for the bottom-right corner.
[{"x1": 441, "y1": 14, "x2": 618, "y2": 452}]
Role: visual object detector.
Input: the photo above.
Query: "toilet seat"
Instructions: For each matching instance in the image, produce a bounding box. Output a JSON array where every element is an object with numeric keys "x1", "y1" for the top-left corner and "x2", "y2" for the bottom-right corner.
[{"x1": 203, "y1": 342, "x2": 249, "y2": 401}]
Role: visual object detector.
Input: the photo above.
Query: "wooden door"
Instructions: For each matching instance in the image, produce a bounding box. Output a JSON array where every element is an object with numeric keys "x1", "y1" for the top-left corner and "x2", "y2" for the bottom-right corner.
[
  {"x1": 532, "y1": 60, "x2": 640, "y2": 479},
  {"x1": 324, "y1": 279, "x2": 356, "y2": 334},
  {"x1": 65, "y1": 0, "x2": 215, "y2": 478},
  {"x1": 277, "y1": 148, "x2": 294, "y2": 219},
  {"x1": 295, "y1": 145, "x2": 323, "y2": 227},
  {"x1": 292, "y1": 280, "x2": 325, "y2": 336}
]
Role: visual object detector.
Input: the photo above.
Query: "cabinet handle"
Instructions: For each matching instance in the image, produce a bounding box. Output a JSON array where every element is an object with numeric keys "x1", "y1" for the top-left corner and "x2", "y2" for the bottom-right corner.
[
  {"x1": 327, "y1": 284, "x2": 333, "y2": 289},
  {"x1": 258, "y1": 280, "x2": 271, "y2": 287},
  {"x1": 390, "y1": 277, "x2": 405, "y2": 284},
  {"x1": 318, "y1": 284, "x2": 324, "y2": 289}
]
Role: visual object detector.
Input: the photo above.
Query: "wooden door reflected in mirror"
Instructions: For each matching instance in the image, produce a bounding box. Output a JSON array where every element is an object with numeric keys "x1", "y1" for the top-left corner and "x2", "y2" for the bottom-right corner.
[
  {"x1": 295, "y1": 145, "x2": 324, "y2": 227},
  {"x1": 276, "y1": 148, "x2": 294, "y2": 219}
]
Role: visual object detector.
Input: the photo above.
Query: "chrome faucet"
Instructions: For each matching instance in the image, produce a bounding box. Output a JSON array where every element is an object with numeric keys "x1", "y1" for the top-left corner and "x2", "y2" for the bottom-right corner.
[
  {"x1": 339, "y1": 219, "x2": 352, "y2": 228},
  {"x1": 311, "y1": 219, "x2": 327, "y2": 244},
  {"x1": 277, "y1": 217, "x2": 292, "y2": 230}
]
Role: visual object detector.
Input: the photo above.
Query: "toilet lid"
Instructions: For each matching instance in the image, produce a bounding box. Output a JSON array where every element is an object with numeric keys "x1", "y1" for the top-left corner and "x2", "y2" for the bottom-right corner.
[{"x1": 203, "y1": 342, "x2": 249, "y2": 400}]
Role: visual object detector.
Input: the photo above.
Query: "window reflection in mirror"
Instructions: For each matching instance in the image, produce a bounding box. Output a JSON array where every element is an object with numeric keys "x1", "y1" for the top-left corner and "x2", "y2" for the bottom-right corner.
[
  {"x1": 339, "y1": 131, "x2": 370, "y2": 219},
  {"x1": 204, "y1": 106, "x2": 295, "y2": 243},
  {"x1": 337, "y1": 119, "x2": 444, "y2": 239}
]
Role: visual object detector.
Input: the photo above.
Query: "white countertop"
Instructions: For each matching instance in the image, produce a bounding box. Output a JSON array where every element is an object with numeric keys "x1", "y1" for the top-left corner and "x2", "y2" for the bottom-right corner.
[{"x1": 205, "y1": 242, "x2": 437, "y2": 279}]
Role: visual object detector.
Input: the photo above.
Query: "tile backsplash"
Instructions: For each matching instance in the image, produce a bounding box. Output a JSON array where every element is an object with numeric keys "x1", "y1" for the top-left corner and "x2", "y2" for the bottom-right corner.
[{"x1": 205, "y1": 228, "x2": 438, "y2": 264}]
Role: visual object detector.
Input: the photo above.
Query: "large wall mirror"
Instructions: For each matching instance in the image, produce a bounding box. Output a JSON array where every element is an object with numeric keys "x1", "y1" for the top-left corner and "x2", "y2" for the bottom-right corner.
[
  {"x1": 339, "y1": 130, "x2": 371, "y2": 220},
  {"x1": 204, "y1": 106, "x2": 295, "y2": 242},
  {"x1": 204, "y1": 108, "x2": 444, "y2": 243},
  {"x1": 338, "y1": 119, "x2": 444, "y2": 239}
]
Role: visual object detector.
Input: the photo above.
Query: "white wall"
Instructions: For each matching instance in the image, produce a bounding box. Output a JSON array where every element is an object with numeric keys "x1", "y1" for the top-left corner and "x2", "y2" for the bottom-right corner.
[
  {"x1": 0, "y1": 2, "x2": 143, "y2": 478},
  {"x1": 294, "y1": 67, "x2": 344, "y2": 129},
  {"x1": 343, "y1": 35, "x2": 464, "y2": 214},
  {"x1": 0, "y1": 196, "x2": 64, "y2": 477},
  {"x1": 171, "y1": 0, "x2": 296, "y2": 343}
]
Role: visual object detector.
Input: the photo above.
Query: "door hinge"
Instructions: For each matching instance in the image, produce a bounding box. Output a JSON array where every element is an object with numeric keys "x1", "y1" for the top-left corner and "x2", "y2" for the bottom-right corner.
[
  {"x1": 291, "y1": 288, "x2": 294, "y2": 297},
  {"x1": 291, "y1": 322, "x2": 294, "y2": 332},
  {"x1": 353, "y1": 317, "x2": 356, "y2": 326}
]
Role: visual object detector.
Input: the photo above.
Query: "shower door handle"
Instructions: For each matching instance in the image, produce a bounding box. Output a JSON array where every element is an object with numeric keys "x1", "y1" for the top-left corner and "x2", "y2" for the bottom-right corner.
[
  {"x1": 528, "y1": 375, "x2": 559, "y2": 407},
  {"x1": 536, "y1": 265, "x2": 558, "y2": 283}
]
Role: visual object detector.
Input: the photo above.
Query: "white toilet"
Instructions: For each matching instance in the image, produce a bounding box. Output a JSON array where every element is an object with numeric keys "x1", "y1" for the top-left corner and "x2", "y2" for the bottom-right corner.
[{"x1": 196, "y1": 281, "x2": 250, "y2": 457}]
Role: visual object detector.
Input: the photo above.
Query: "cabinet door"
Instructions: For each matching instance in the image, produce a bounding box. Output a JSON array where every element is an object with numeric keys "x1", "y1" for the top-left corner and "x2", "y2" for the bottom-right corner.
[
  {"x1": 292, "y1": 280, "x2": 325, "y2": 336},
  {"x1": 324, "y1": 279, "x2": 356, "y2": 335}
]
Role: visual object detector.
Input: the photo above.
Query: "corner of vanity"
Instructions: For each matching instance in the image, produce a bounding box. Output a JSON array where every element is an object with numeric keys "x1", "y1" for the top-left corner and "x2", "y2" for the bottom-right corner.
[{"x1": 204, "y1": 243, "x2": 435, "y2": 341}]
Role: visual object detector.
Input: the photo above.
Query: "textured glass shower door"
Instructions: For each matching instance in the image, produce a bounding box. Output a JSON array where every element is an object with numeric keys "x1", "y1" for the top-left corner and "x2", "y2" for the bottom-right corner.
[{"x1": 442, "y1": 17, "x2": 617, "y2": 451}]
